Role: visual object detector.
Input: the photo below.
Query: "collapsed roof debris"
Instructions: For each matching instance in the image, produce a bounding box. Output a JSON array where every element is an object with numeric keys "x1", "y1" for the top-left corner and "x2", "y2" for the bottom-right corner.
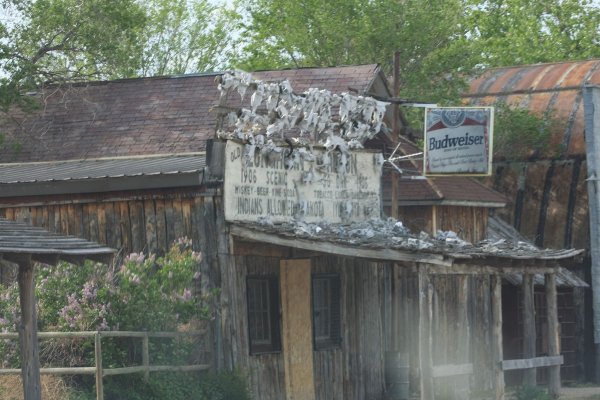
[
  {"x1": 245, "y1": 217, "x2": 584, "y2": 261},
  {"x1": 216, "y1": 70, "x2": 389, "y2": 173}
]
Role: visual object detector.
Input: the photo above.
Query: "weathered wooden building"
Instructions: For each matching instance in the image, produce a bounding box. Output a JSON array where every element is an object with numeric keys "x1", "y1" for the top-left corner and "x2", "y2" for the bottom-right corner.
[
  {"x1": 0, "y1": 65, "x2": 585, "y2": 399},
  {"x1": 465, "y1": 59, "x2": 600, "y2": 380}
]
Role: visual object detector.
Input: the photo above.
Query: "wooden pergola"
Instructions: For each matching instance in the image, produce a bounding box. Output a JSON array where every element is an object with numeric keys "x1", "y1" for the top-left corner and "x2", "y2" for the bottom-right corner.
[{"x1": 0, "y1": 218, "x2": 115, "y2": 400}]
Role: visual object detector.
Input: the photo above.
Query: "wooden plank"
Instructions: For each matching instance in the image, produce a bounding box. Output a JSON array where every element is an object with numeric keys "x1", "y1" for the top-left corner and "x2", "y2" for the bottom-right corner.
[
  {"x1": 86, "y1": 204, "x2": 100, "y2": 244},
  {"x1": 546, "y1": 273, "x2": 561, "y2": 397},
  {"x1": 501, "y1": 355, "x2": 564, "y2": 371},
  {"x1": 104, "y1": 203, "x2": 120, "y2": 250},
  {"x1": 129, "y1": 201, "x2": 145, "y2": 253},
  {"x1": 492, "y1": 274, "x2": 505, "y2": 400},
  {"x1": 117, "y1": 202, "x2": 131, "y2": 254},
  {"x1": 431, "y1": 363, "x2": 473, "y2": 378},
  {"x1": 143, "y1": 199, "x2": 158, "y2": 255},
  {"x1": 429, "y1": 264, "x2": 560, "y2": 275},
  {"x1": 96, "y1": 203, "x2": 107, "y2": 246},
  {"x1": 181, "y1": 199, "x2": 193, "y2": 240},
  {"x1": 280, "y1": 259, "x2": 315, "y2": 400},
  {"x1": 155, "y1": 199, "x2": 167, "y2": 251},
  {"x1": 522, "y1": 274, "x2": 537, "y2": 385}
]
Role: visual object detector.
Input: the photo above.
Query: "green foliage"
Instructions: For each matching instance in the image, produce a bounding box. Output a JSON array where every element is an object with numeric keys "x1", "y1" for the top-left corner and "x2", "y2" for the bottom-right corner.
[
  {"x1": 463, "y1": 0, "x2": 600, "y2": 68},
  {"x1": 196, "y1": 370, "x2": 252, "y2": 400},
  {"x1": 235, "y1": 0, "x2": 600, "y2": 106},
  {"x1": 236, "y1": 0, "x2": 467, "y2": 103},
  {"x1": 0, "y1": 0, "x2": 240, "y2": 116},
  {"x1": 64, "y1": 371, "x2": 251, "y2": 400},
  {"x1": 1, "y1": 0, "x2": 147, "y2": 85},
  {"x1": 493, "y1": 102, "x2": 560, "y2": 160},
  {"x1": 138, "y1": 0, "x2": 239, "y2": 76},
  {"x1": 514, "y1": 385, "x2": 552, "y2": 400}
]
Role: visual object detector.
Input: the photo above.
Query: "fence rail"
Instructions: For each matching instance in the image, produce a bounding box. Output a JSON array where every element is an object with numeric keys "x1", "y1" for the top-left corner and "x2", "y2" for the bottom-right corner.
[{"x1": 0, "y1": 330, "x2": 209, "y2": 400}]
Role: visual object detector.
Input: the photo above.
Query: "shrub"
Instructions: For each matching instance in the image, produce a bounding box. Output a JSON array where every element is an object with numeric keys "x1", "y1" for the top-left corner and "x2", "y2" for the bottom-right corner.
[
  {"x1": 514, "y1": 385, "x2": 551, "y2": 400},
  {"x1": 0, "y1": 237, "x2": 218, "y2": 369}
]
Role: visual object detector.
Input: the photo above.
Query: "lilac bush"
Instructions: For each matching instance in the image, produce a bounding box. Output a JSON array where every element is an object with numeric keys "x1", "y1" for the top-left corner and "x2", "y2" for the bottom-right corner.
[{"x1": 0, "y1": 238, "x2": 215, "y2": 367}]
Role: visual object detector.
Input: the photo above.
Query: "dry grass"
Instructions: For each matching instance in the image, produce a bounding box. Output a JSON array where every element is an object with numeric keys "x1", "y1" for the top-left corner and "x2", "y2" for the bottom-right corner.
[{"x1": 0, "y1": 375, "x2": 70, "y2": 400}]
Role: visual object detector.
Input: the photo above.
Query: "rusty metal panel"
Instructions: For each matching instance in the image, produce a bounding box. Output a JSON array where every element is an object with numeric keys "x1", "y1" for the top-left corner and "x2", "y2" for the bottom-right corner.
[{"x1": 467, "y1": 60, "x2": 600, "y2": 158}]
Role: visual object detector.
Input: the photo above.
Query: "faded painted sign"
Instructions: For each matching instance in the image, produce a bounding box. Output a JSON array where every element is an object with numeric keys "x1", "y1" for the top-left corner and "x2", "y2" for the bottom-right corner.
[
  {"x1": 424, "y1": 107, "x2": 494, "y2": 176},
  {"x1": 224, "y1": 141, "x2": 382, "y2": 224}
]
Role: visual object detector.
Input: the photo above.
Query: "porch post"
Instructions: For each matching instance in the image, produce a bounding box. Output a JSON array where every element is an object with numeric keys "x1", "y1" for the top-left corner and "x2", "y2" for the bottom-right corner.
[
  {"x1": 522, "y1": 273, "x2": 537, "y2": 386},
  {"x1": 492, "y1": 274, "x2": 505, "y2": 400},
  {"x1": 545, "y1": 273, "x2": 561, "y2": 398},
  {"x1": 17, "y1": 256, "x2": 42, "y2": 400},
  {"x1": 418, "y1": 263, "x2": 434, "y2": 400}
]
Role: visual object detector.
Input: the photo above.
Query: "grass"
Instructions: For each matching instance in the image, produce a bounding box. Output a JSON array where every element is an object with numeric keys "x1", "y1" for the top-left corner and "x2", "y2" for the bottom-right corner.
[{"x1": 0, "y1": 375, "x2": 70, "y2": 400}]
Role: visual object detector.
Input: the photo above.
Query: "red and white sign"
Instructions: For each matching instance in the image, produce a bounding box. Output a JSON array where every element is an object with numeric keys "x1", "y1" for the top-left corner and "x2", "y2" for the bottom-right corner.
[{"x1": 423, "y1": 107, "x2": 494, "y2": 176}]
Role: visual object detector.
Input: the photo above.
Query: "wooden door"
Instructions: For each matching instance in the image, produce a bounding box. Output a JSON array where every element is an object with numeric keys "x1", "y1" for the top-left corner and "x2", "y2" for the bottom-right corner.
[{"x1": 280, "y1": 259, "x2": 315, "y2": 400}]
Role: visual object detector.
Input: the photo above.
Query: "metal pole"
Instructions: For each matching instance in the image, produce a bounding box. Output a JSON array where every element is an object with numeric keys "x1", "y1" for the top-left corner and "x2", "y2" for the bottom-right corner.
[
  {"x1": 391, "y1": 51, "x2": 400, "y2": 219},
  {"x1": 584, "y1": 85, "x2": 600, "y2": 382}
]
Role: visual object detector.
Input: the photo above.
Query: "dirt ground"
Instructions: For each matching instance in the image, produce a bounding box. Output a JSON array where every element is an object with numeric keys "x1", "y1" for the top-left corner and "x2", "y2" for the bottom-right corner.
[
  {"x1": 0, "y1": 375, "x2": 70, "y2": 400},
  {"x1": 560, "y1": 387, "x2": 600, "y2": 399}
]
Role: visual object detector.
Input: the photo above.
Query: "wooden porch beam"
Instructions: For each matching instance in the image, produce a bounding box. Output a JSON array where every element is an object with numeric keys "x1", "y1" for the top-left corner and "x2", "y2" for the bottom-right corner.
[
  {"x1": 492, "y1": 274, "x2": 505, "y2": 400},
  {"x1": 522, "y1": 273, "x2": 537, "y2": 386},
  {"x1": 428, "y1": 264, "x2": 559, "y2": 275},
  {"x1": 418, "y1": 264, "x2": 434, "y2": 400},
  {"x1": 546, "y1": 273, "x2": 561, "y2": 398},
  {"x1": 17, "y1": 255, "x2": 42, "y2": 400}
]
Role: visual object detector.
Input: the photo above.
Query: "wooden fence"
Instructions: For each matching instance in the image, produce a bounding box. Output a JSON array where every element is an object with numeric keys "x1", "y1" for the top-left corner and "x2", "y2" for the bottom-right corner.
[{"x1": 0, "y1": 330, "x2": 209, "y2": 400}]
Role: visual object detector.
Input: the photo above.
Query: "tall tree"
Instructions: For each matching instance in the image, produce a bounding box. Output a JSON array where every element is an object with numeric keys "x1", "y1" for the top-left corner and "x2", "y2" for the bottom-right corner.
[
  {"x1": 138, "y1": 0, "x2": 238, "y2": 76},
  {"x1": 235, "y1": 0, "x2": 600, "y2": 102},
  {"x1": 463, "y1": 0, "x2": 600, "y2": 68},
  {"x1": 235, "y1": 0, "x2": 468, "y2": 102},
  {"x1": 0, "y1": 0, "x2": 147, "y2": 110},
  {"x1": 0, "y1": 0, "x2": 239, "y2": 112}
]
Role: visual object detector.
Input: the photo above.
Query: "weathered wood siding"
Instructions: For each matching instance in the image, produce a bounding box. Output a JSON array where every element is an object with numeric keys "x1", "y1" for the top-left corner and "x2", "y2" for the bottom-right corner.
[
  {"x1": 224, "y1": 251, "x2": 508, "y2": 400},
  {"x1": 397, "y1": 205, "x2": 489, "y2": 243},
  {"x1": 224, "y1": 249, "x2": 393, "y2": 400},
  {"x1": 312, "y1": 256, "x2": 391, "y2": 400},
  {"x1": 0, "y1": 188, "x2": 217, "y2": 256},
  {"x1": 394, "y1": 268, "x2": 497, "y2": 396}
]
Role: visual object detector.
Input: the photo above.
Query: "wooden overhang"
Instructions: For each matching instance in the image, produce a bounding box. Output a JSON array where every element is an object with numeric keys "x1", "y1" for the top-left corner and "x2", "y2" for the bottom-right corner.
[
  {"x1": 0, "y1": 217, "x2": 116, "y2": 400},
  {"x1": 0, "y1": 217, "x2": 115, "y2": 265},
  {"x1": 229, "y1": 223, "x2": 584, "y2": 275}
]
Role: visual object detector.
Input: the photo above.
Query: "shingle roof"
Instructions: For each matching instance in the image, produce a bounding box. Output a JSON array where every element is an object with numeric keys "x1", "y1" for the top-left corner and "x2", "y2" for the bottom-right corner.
[
  {"x1": 465, "y1": 59, "x2": 600, "y2": 158},
  {"x1": 385, "y1": 139, "x2": 506, "y2": 206},
  {"x1": 0, "y1": 65, "x2": 382, "y2": 163}
]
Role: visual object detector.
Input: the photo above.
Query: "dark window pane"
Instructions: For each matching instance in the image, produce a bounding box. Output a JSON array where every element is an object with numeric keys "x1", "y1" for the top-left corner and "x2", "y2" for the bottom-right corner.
[
  {"x1": 312, "y1": 274, "x2": 341, "y2": 350},
  {"x1": 247, "y1": 275, "x2": 281, "y2": 354}
]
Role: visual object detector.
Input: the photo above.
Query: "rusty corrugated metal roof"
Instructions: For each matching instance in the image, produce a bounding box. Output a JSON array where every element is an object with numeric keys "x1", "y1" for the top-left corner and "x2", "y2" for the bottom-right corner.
[{"x1": 466, "y1": 59, "x2": 600, "y2": 157}]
